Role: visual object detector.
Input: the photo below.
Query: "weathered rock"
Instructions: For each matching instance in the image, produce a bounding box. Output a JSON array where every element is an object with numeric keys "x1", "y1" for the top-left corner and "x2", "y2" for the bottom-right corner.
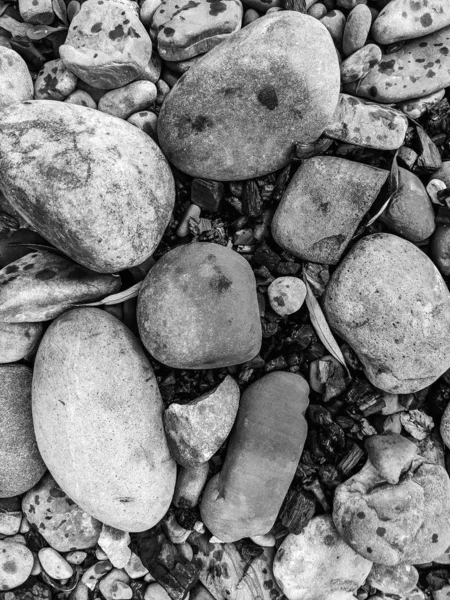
[
  {"x1": 0, "y1": 322, "x2": 43, "y2": 363},
  {"x1": 323, "y1": 234, "x2": 450, "y2": 393},
  {"x1": 267, "y1": 277, "x2": 306, "y2": 316},
  {"x1": 200, "y1": 372, "x2": 309, "y2": 542},
  {"x1": 397, "y1": 88, "x2": 446, "y2": 119},
  {"x1": 34, "y1": 59, "x2": 78, "y2": 101},
  {"x1": 0, "y1": 250, "x2": 121, "y2": 322},
  {"x1": 151, "y1": 0, "x2": 243, "y2": 61},
  {"x1": 157, "y1": 12, "x2": 340, "y2": 180},
  {"x1": 340, "y1": 44, "x2": 382, "y2": 83},
  {"x1": 60, "y1": 0, "x2": 152, "y2": 89},
  {"x1": 349, "y1": 26, "x2": 450, "y2": 103},
  {"x1": 381, "y1": 167, "x2": 435, "y2": 242},
  {"x1": 64, "y1": 89, "x2": 97, "y2": 109},
  {"x1": 0, "y1": 365, "x2": 45, "y2": 498},
  {"x1": 367, "y1": 563, "x2": 419, "y2": 596},
  {"x1": 333, "y1": 434, "x2": 450, "y2": 565},
  {"x1": 99, "y1": 568, "x2": 130, "y2": 600},
  {"x1": 0, "y1": 101, "x2": 175, "y2": 273},
  {"x1": 342, "y1": 4, "x2": 371, "y2": 56},
  {"x1": 137, "y1": 243, "x2": 261, "y2": 369},
  {"x1": 38, "y1": 548, "x2": 73, "y2": 580},
  {"x1": 127, "y1": 111, "x2": 158, "y2": 140},
  {"x1": 0, "y1": 541, "x2": 33, "y2": 590},
  {"x1": 98, "y1": 525, "x2": 131, "y2": 569},
  {"x1": 98, "y1": 81, "x2": 157, "y2": 119},
  {"x1": 19, "y1": 0, "x2": 54, "y2": 23},
  {"x1": 32, "y1": 308, "x2": 176, "y2": 531},
  {"x1": 372, "y1": 0, "x2": 450, "y2": 45},
  {"x1": 22, "y1": 472, "x2": 101, "y2": 552},
  {"x1": 173, "y1": 463, "x2": 209, "y2": 508},
  {"x1": 431, "y1": 225, "x2": 450, "y2": 276},
  {"x1": 0, "y1": 47, "x2": 33, "y2": 111},
  {"x1": 324, "y1": 94, "x2": 408, "y2": 150},
  {"x1": 164, "y1": 376, "x2": 240, "y2": 467},
  {"x1": 273, "y1": 515, "x2": 372, "y2": 600},
  {"x1": 272, "y1": 157, "x2": 388, "y2": 264}
]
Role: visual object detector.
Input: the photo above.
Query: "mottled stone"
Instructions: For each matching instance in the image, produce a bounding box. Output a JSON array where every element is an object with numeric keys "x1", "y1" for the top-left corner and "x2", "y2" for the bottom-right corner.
[
  {"x1": 98, "y1": 525, "x2": 131, "y2": 569},
  {"x1": 0, "y1": 541, "x2": 33, "y2": 591},
  {"x1": 98, "y1": 81, "x2": 157, "y2": 119},
  {"x1": 0, "y1": 47, "x2": 33, "y2": 111},
  {"x1": 19, "y1": 0, "x2": 54, "y2": 23},
  {"x1": 34, "y1": 59, "x2": 78, "y2": 101},
  {"x1": 340, "y1": 44, "x2": 382, "y2": 83},
  {"x1": 64, "y1": 89, "x2": 97, "y2": 108},
  {"x1": 268, "y1": 277, "x2": 306, "y2": 316}
]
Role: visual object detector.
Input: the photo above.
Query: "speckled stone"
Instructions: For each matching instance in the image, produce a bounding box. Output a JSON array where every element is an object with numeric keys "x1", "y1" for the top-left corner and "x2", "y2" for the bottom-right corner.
[
  {"x1": 0, "y1": 47, "x2": 33, "y2": 111},
  {"x1": 268, "y1": 277, "x2": 306, "y2": 316},
  {"x1": 19, "y1": 0, "x2": 54, "y2": 24},
  {"x1": 340, "y1": 44, "x2": 382, "y2": 83},
  {"x1": 34, "y1": 59, "x2": 78, "y2": 101},
  {"x1": 0, "y1": 541, "x2": 34, "y2": 591},
  {"x1": 0, "y1": 322, "x2": 43, "y2": 364},
  {"x1": 22, "y1": 472, "x2": 102, "y2": 552}
]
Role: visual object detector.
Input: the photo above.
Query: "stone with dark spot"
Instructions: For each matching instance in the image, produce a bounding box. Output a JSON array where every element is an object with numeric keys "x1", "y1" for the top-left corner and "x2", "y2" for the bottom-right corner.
[
  {"x1": 273, "y1": 515, "x2": 372, "y2": 600},
  {"x1": 60, "y1": 0, "x2": 152, "y2": 88},
  {"x1": 22, "y1": 472, "x2": 102, "y2": 552},
  {"x1": 0, "y1": 541, "x2": 33, "y2": 590},
  {"x1": 151, "y1": 0, "x2": 243, "y2": 62},
  {"x1": 340, "y1": 44, "x2": 383, "y2": 84},
  {"x1": 0, "y1": 47, "x2": 33, "y2": 111},
  {"x1": 323, "y1": 234, "x2": 450, "y2": 393},
  {"x1": 367, "y1": 563, "x2": 419, "y2": 596},
  {"x1": 0, "y1": 321, "x2": 43, "y2": 364},
  {"x1": 158, "y1": 12, "x2": 340, "y2": 180},
  {"x1": 19, "y1": 0, "x2": 54, "y2": 24},
  {"x1": 272, "y1": 156, "x2": 389, "y2": 265},
  {"x1": 0, "y1": 100, "x2": 175, "y2": 273},
  {"x1": 372, "y1": 0, "x2": 450, "y2": 45},
  {"x1": 351, "y1": 25, "x2": 450, "y2": 102},
  {"x1": 164, "y1": 375, "x2": 240, "y2": 467},
  {"x1": 0, "y1": 364, "x2": 46, "y2": 497},
  {"x1": 137, "y1": 243, "x2": 262, "y2": 369},
  {"x1": 34, "y1": 59, "x2": 78, "y2": 101}
]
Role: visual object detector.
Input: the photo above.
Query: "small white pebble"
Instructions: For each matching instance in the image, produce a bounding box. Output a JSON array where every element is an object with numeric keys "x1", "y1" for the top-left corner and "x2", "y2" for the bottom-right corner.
[
  {"x1": 31, "y1": 552, "x2": 41, "y2": 576},
  {"x1": 268, "y1": 276, "x2": 307, "y2": 316},
  {"x1": 82, "y1": 560, "x2": 113, "y2": 590},
  {"x1": 194, "y1": 521, "x2": 205, "y2": 534},
  {"x1": 144, "y1": 573, "x2": 156, "y2": 583},
  {"x1": 124, "y1": 552, "x2": 149, "y2": 579},
  {"x1": 96, "y1": 547, "x2": 109, "y2": 560},
  {"x1": 38, "y1": 547, "x2": 73, "y2": 580},
  {"x1": 144, "y1": 583, "x2": 171, "y2": 600},
  {"x1": 177, "y1": 204, "x2": 201, "y2": 237},
  {"x1": 209, "y1": 535, "x2": 224, "y2": 544},
  {"x1": 249, "y1": 533, "x2": 276, "y2": 547},
  {"x1": 66, "y1": 551, "x2": 88, "y2": 565},
  {"x1": 19, "y1": 517, "x2": 30, "y2": 534},
  {"x1": 177, "y1": 543, "x2": 193, "y2": 563},
  {"x1": 427, "y1": 179, "x2": 447, "y2": 204},
  {"x1": 111, "y1": 581, "x2": 133, "y2": 600},
  {"x1": 162, "y1": 513, "x2": 191, "y2": 544}
]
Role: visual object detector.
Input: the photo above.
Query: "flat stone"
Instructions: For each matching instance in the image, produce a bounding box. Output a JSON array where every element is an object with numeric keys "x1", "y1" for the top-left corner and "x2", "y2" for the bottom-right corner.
[
  {"x1": 151, "y1": 0, "x2": 243, "y2": 61},
  {"x1": 323, "y1": 234, "x2": 450, "y2": 393},
  {"x1": 0, "y1": 541, "x2": 34, "y2": 591},
  {"x1": 38, "y1": 548, "x2": 73, "y2": 580},
  {"x1": 0, "y1": 47, "x2": 33, "y2": 111},
  {"x1": 164, "y1": 375, "x2": 240, "y2": 467},
  {"x1": 60, "y1": 0, "x2": 152, "y2": 89},
  {"x1": 22, "y1": 472, "x2": 102, "y2": 552},
  {"x1": 98, "y1": 525, "x2": 131, "y2": 569},
  {"x1": 372, "y1": 0, "x2": 450, "y2": 45},
  {"x1": 272, "y1": 156, "x2": 388, "y2": 264}
]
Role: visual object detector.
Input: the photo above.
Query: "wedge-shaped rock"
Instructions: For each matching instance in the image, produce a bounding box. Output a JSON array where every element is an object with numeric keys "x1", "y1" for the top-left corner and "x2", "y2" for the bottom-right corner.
[
  {"x1": 272, "y1": 157, "x2": 388, "y2": 265},
  {"x1": 372, "y1": 0, "x2": 450, "y2": 45},
  {"x1": 324, "y1": 94, "x2": 408, "y2": 150},
  {"x1": 157, "y1": 12, "x2": 340, "y2": 180},
  {"x1": 0, "y1": 250, "x2": 121, "y2": 322},
  {"x1": 323, "y1": 234, "x2": 450, "y2": 393},
  {"x1": 32, "y1": 308, "x2": 177, "y2": 531},
  {"x1": 0, "y1": 101, "x2": 175, "y2": 273}
]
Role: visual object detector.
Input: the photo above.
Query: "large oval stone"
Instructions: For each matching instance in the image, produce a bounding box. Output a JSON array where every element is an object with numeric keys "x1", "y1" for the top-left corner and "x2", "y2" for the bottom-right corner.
[
  {"x1": 0, "y1": 101, "x2": 175, "y2": 273},
  {"x1": 323, "y1": 234, "x2": 450, "y2": 393},
  {"x1": 137, "y1": 243, "x2": 261, "y2": 369},
  {"x1": 157, "y1": 12, "x2": 340, "y2": 180},
  {"x1": 0, "y1": 365, "x2": 46, "y2": 497},
  {"x1": 32, "y1": 308, "x2": 176, "y2": 531}
]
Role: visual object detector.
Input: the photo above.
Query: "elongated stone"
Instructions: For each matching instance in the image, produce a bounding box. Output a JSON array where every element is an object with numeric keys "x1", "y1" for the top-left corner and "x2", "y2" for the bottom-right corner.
[{"x1": 340, "y1": 44, "x2": 382, "y2": 83}]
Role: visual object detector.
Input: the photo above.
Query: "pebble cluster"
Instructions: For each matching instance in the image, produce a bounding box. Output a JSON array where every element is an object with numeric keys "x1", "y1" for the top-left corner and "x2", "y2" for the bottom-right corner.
[{"x1": 0, "y1": 0, "x2": 450, "y2": 600}]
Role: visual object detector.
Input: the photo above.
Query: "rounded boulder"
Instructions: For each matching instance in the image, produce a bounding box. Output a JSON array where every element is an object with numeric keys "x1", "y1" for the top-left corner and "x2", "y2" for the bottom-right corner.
[
  {"x1": 32, "y1": 308, "x2": 176, "y2": 531},
  {"x1": 157, "y1": 12, "x2": 340, "y2": 180}
]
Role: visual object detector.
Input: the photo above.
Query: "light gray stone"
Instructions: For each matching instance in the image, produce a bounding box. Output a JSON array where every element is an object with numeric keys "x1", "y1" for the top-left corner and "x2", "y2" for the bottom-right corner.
[{"x1": 0, "y1": 47, "x2": 33, "y2": 111}]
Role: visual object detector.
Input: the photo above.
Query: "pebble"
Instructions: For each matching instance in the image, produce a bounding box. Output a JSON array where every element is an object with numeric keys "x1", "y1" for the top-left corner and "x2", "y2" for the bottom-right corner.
[
  {"x1": 267, "y1": 277, "x2": 306, "y2": 316},
  {"x1": 243, "y1": 8, "x2": 260, "y2": 25},
  {"x1": 31, "y1": 552, "x2": 42, "y2": 576},
  {"x1": 98, "y1": 81, "x2": 157, "y2": 120},
  {"x1": 367, "y1": 563, "x2": 419, "y2": 596},
  {"x1": 320, "y1": 9, "x2": 346, "y2": 49},
  {"x1": 155, "y1": 79, "x2": 170, "y2": 105},
  {"x1": 173, "y1": 463, "x2": 210, "y2": 508},
  {"x1": 124, "y1": 552, "x2": 148, "y2": 579},
  {"x1": 381, "y1": 166, "x2": 436, "y2": 242},
  {"x1": 351, "y1": 25, "x2": 450, "y2": 103},
  {"x1": 372, "y1": 0, "x2": 450, "y2": 45},
  {"x1": 127, "y1": 111, "x2": 158, "y2": 140},
  {"x1": 273, "y1": 515, "x2": 372, "y2": 600},
  {"x1": 157, "y1": 12, "x2": 340, "y2": 180},
  {"x1": 60, "y1": 0, "x2": 152, "y2": 89},
  {"x1": 0, "y1": 47, "x2": 33, "y2": 111},
  {"x1": 112, "y1": 582, "x2": 133, "y2": 600},
  {"x1": 144, "y1": 583, "x2": 171, "y2": 600},
  {"x1": 65, "y1": 551, "x2": 88, "y2": 565},
  {"x1": 0, "y1": 365, "x2": 45, "y2": 497},
  {"x1": 200, "y1": 372, "x2": 309, "y2": 542},
  {"x1": 162, "y1": 513, "x2": 191, "y2": 545},
  {"x1": 0, "y1": 541, "x2": 34, "y2": 591},
  {"x1": 67, "y1": 0, "x2": 81, "y2": 22},
  {"x1": 397, "y1": 88, "x2": 446, "y2": 120},
  {"x1": 164, "y1": 375, "x2": 240, "y2": 467},
  {"x1": 96, "y1": 548, "x2": 109, "y2": 561},
  {"x1": 0, "y1": 322, "x2": 43, "y2": 364},
  {"x1": 250, "y1": 533, "x2": 276, "y2": 547},
  {"x1": 324, "y1": 94, "x2": 408, "y2": 150},
  {"x1": 19, "y1": 0, "x2": 54, "y2": 24},
  {"x1": 427, "y1": 178, "x2": 447, "y2": 204},
  {"x1": 140, "y1": 0, "x2": 161, "y2": 27},
  {"x1": 342, "y1": 4, "x2": 372, "y2": 57},
  {"x1": 151, "y1": 0, "x2": 243, "y2": 61},
  {"x1": 176, "y1": 204, "x2": 202, "y2": 238},
  {"x1": 272, "y1": 156, "x2": 388, "y2": 264},
  {"x1": 82, "y1": 561, "x2": 113, "y2": 590},
  {"x1": 34, "y1": 59, "x2": 78, "y2": 101},
  {"x1": 0, "y1": 511, "x2": 22, "y2": 537},
  {"x1": 38, "y1": 548, "x2": 73, "y2": 580},
  {"x1": 439, "y1": 401, "x2": 450, "y2": 449},
  {"x1": 64, "y1": 89, "x2": 97, "y2": 109},
  {"x1": 137, "y1": 243, "x2": 262, "y2": 369},
  {"x1": 19, "y1": 517, "x2": 30, "y2": 534},
  {"x1": 139, "y1": 54, "x2": 162, "y2": 84},
  {"x1": 340, "y1": 44, "x2": 382, "y2": 83},
  {"x1": 431, "y1": 161, "x2": 450, "y2": 186},
  {"x1": 308, "y1": 3, "x2": 327, "y2": 18},
  {"x1": 98, "y1": 526, "x2": 131, "y2": 569},
  {"x1": 333, "y1": 434, "x2": 450, "y2": 565},
  {"x1": 431, "y1": 225, "x2": 450, "y2": 276},
  {"x1": 323, "y1": 234, "x2": 450, "y2": 393},
  {"x1": 98, "y1": 568, "x2": 130, "y2": 600}
]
